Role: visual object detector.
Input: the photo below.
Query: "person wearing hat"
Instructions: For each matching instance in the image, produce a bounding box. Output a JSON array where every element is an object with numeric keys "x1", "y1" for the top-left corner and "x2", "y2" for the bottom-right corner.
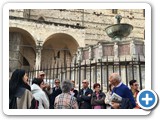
[{"x1": 37, "y1": 71, "x2": 52, "y2": 107}]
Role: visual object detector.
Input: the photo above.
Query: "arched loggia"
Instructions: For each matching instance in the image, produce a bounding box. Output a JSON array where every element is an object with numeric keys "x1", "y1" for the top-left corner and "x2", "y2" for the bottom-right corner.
[{"x1": 9, "y1": 27, "x2": 36, "y2": 73}]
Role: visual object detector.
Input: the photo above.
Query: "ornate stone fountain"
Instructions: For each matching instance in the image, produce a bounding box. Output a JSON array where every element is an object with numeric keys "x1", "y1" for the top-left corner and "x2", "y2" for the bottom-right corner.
[
  {"x1": 75, "y1": 15, "x2": 144, "y2": 63},
  {"x1": 72, "y1": 15, "x2": 145, "y2": 91},
  {"x1": 105, "y1": 15, "x2": 133, "y2": 41}
]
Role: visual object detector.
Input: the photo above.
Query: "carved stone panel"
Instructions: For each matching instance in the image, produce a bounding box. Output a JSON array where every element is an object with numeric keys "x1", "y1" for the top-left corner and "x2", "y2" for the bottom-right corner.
[
  {"x1": 93, "y1": 47, "x2": 98, "y2": 58},
  {"x1": 83, "y1": 50, "x2": 89, "y2": 60},
  {"x1": 136, "y1": 44, "x2": 144, "y2": 55},
  {"x1": 118, "y1": 44, "x2": 130, "y2": 56},
  {"x1": 103, "y1": 45, "x2": 114, "y2": 56}
]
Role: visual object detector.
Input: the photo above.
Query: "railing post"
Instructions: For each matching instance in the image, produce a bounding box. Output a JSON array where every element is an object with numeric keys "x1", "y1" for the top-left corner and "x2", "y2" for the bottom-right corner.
[
  {"x1": 138, "y1": 54, "x2": 142, "y2": 90},
  {"x1": 100, "y1": 59, "x2": 103, "y2": 91},
  {"x1": 106, "y1": 56, "x2": 109, "y2": 91},
  {"x1": 90, "y1": 60, "x2": 92, "y2": 89},
  {"x1": 95, "y1": 62, "x2": 97, "y2": 83},
  {"x1": 70, "y1": 62, "x2": 72, "y2": 80},
  {"x1": 125, "y1": 57, "x2": 128, "y2": 86},
  {"x1": 84, "y1": 60, "x2": 87, "y2": 79},
  {"x1": 119, "y1": 57, "x2": 121, "y2": 76},
  {"x1": 78, "y1": 61, "x2": 81, "y2": 91},
  {"x1": 132, "y1": 57, "x2": 135, "y2": 81}
]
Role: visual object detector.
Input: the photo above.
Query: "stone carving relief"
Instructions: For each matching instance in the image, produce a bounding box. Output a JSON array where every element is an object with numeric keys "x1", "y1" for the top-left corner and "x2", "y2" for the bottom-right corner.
[{"x1": 114, "y1": 42, "x2": 119, "y2": 59}]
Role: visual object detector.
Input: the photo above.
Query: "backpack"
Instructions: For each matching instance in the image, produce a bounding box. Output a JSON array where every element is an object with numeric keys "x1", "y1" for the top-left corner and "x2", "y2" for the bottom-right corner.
[{"x1": 30, "y1": 98, "x2": 39, "y2": 109}]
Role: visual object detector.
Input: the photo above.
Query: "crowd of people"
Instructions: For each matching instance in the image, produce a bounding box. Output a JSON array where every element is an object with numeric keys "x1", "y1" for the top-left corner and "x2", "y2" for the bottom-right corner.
[{"x1": 9, "y1": 69, "x2": 140, "y2": 109}]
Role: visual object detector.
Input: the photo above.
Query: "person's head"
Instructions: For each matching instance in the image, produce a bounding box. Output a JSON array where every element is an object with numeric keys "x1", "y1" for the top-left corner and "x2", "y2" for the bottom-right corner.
[
  {"x1": 82, "y1": 79, "x2": 89, "y2": 89},
  {"x1": 71, "y1": 80, "x2": 75, "y2": 88},
  {"x1": 9, "y1": 69, "x2": 28, "y2": 97},
  {"x1": 109, "y1": 73, "x2": 121, "y2": 86},
  {"x1": 93, "y1": 83, "x2": 100, "y2": 92},
  {"x1": 129, "y1": 80, "x2": 139, "y2": 91},
  {"x1": 54, "y1": 78, "x2": 60, "y2": 87},
  {"x1": 38, "y1": 71, "x2": 45, "y2": 80},
  {"x1": 61, "y1": 80, "x2": 73, "y2": 93},
  {"x1": 32, "y1": 78, "x2": 45, "y2": 89}
]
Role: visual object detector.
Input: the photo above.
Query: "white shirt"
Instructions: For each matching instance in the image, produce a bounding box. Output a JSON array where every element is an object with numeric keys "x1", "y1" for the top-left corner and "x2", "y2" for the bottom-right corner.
[
  {"x1": 31, "y1": 84, "x2": 49, "y2": 109},
  {"x1": 115, "y1": 82, "x2": 123, "y2": 88}
]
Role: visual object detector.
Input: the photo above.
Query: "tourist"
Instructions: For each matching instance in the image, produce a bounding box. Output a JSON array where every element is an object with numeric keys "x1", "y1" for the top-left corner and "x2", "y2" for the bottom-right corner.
[
  {"x1": 37, "y1": 71, "x2": 52, "y2": 105},
  {"x1": 77, "y1": 79, "x2": 93, "y2": 109},
  {"x1": 54, "y1": 80, "x2": 78, "y2": 109},
  {"x1": 49, "y1": 78, "x2": 62, "y2": 109},
  {"x1": 9, "y1": 69, "x2": 38, "y2": 109},
  {"x1": 91, "y1": 83, "x2": 106, "y2": 109},
  {"x1": 105, "y1": 83, "x2": 114, "y2": 109},
  {"x1": 129, "y1": 80, "x2": 140, "y2": 109},
  {"x1": 109, "y1": 73, "x2": 136, "y2": 109},
  {"x1": 31, "y1": 78, "x2": 49, "y2": 109},
  {"x1": 70, "y1": 80, "x2": 78, "y2": 98}
]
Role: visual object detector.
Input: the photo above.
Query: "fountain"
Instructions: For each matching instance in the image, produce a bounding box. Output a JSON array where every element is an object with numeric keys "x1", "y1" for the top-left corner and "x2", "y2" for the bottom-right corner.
[
  {"x1": 105, "y1": 15, "x2": 133, "y2": 40},
  {"x1": 71, "y1": 14, "x2": 145, "y2": 92}
]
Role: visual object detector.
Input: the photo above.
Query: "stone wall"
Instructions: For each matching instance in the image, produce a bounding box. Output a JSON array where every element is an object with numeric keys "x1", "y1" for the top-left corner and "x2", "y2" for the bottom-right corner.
[
  {"x1": 9, "y1": 32, "x2": 23, "y2": 71},
  {"x1": 9, "y1": 9, "x2": 145, "y2": 46}
]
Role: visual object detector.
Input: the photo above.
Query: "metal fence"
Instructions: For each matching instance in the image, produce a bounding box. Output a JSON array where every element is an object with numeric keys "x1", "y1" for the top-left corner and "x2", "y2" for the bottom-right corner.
[{"x1": 27, "y1": 55, "x2": 145, "y2": 92}]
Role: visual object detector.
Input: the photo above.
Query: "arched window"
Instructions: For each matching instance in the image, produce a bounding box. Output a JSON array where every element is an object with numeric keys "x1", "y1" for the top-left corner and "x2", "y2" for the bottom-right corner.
[
  {"x1": 38, "y1": 16, "x2": 45, "y2": 21},
  {"x1": 112, "y1": 9, "x2": 118, "y2": 14}
]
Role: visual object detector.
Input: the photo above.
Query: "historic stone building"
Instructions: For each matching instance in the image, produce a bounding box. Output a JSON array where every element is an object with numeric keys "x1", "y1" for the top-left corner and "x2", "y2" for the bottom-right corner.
[{"x1": 9, "y1": 9, "x2": 145, "y2": 91}]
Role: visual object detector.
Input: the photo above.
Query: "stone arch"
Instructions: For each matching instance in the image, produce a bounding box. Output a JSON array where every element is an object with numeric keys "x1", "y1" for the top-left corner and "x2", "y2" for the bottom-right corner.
[
  {"x1": 37, "y1": 15, "x2": 46, "y2": 21},
  {"x1": 38, "y1": 16, "x2": 45, "y2": 21},
  {"x1": 41, "y1": 33, "x2": 79, "y2": 67},
  {"x1": 9, "y1": 27, "x2": 36, "y2": 72}
]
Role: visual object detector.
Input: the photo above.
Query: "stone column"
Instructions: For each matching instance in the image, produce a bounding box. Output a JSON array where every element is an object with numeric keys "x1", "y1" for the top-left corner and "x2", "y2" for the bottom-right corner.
[
  {"x1": 72, "y1": 53, "x2": 77, "y2": 64},
  {"x1": 35, "y1": 40, "x2": 43, "y2": 70},
  {"x1": 9, "y1": 32, "x2": 23, "y2": 75}
]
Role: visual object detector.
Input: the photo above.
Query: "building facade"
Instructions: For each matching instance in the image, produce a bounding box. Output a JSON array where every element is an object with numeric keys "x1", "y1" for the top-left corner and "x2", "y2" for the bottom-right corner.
[{"x1": 9, "y1": 9, "x2": 145, "y2": 91}]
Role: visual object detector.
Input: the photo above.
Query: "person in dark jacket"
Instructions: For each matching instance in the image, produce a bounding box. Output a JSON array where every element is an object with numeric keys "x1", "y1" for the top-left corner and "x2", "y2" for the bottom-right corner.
[
  {"x1": 77, "y1": 79, "x2": 93, "y2": 109},
  {"x1": 129, "y1": 80, "x2": 140, "y2": 109},
  {"x1": 109, "y1": 73, "x2": 136, "y2": 109},
  {"x1": 49, "y1": 78, "x2": 62, "y2": 109},
  {"x1": 91, "y1": 83, "x2": 106, "y2": 109}
]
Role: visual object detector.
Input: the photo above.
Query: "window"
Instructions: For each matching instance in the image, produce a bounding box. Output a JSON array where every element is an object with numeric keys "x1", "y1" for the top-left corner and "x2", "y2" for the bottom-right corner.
[
  {"x1": 143, "y1": 9, "x2": 145, "y2": 17},
  {"x1": 112, "y1": 9, "x2": 118, "y2": 14},
  {"x1": 38, "y1": 16, "x2": 45, "y2": 21}
]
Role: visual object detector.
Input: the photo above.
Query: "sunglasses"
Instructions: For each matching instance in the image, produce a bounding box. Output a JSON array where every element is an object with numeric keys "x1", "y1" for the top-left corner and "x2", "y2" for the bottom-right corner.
[
  {"x1": 82, "y1": 82, "x2": 87, "y2": 84},
  {"x1": 55, "y1": 82, "x2": 60, "y2": 83},
  {"x1": 134, "y1": 84, "x2": 139, "y2": 86}
]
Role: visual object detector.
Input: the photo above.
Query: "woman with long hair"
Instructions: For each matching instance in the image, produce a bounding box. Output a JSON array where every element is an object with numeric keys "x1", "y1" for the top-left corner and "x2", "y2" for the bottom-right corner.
[{"x1": 9, "y1": 69, "x2": 38, "y2": 109}]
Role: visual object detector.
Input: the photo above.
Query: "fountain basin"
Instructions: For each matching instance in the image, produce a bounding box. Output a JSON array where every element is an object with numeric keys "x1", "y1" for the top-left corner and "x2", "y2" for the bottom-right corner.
[{"x1": 105, "y1": 23, "x2": 133, "y2": 40}]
